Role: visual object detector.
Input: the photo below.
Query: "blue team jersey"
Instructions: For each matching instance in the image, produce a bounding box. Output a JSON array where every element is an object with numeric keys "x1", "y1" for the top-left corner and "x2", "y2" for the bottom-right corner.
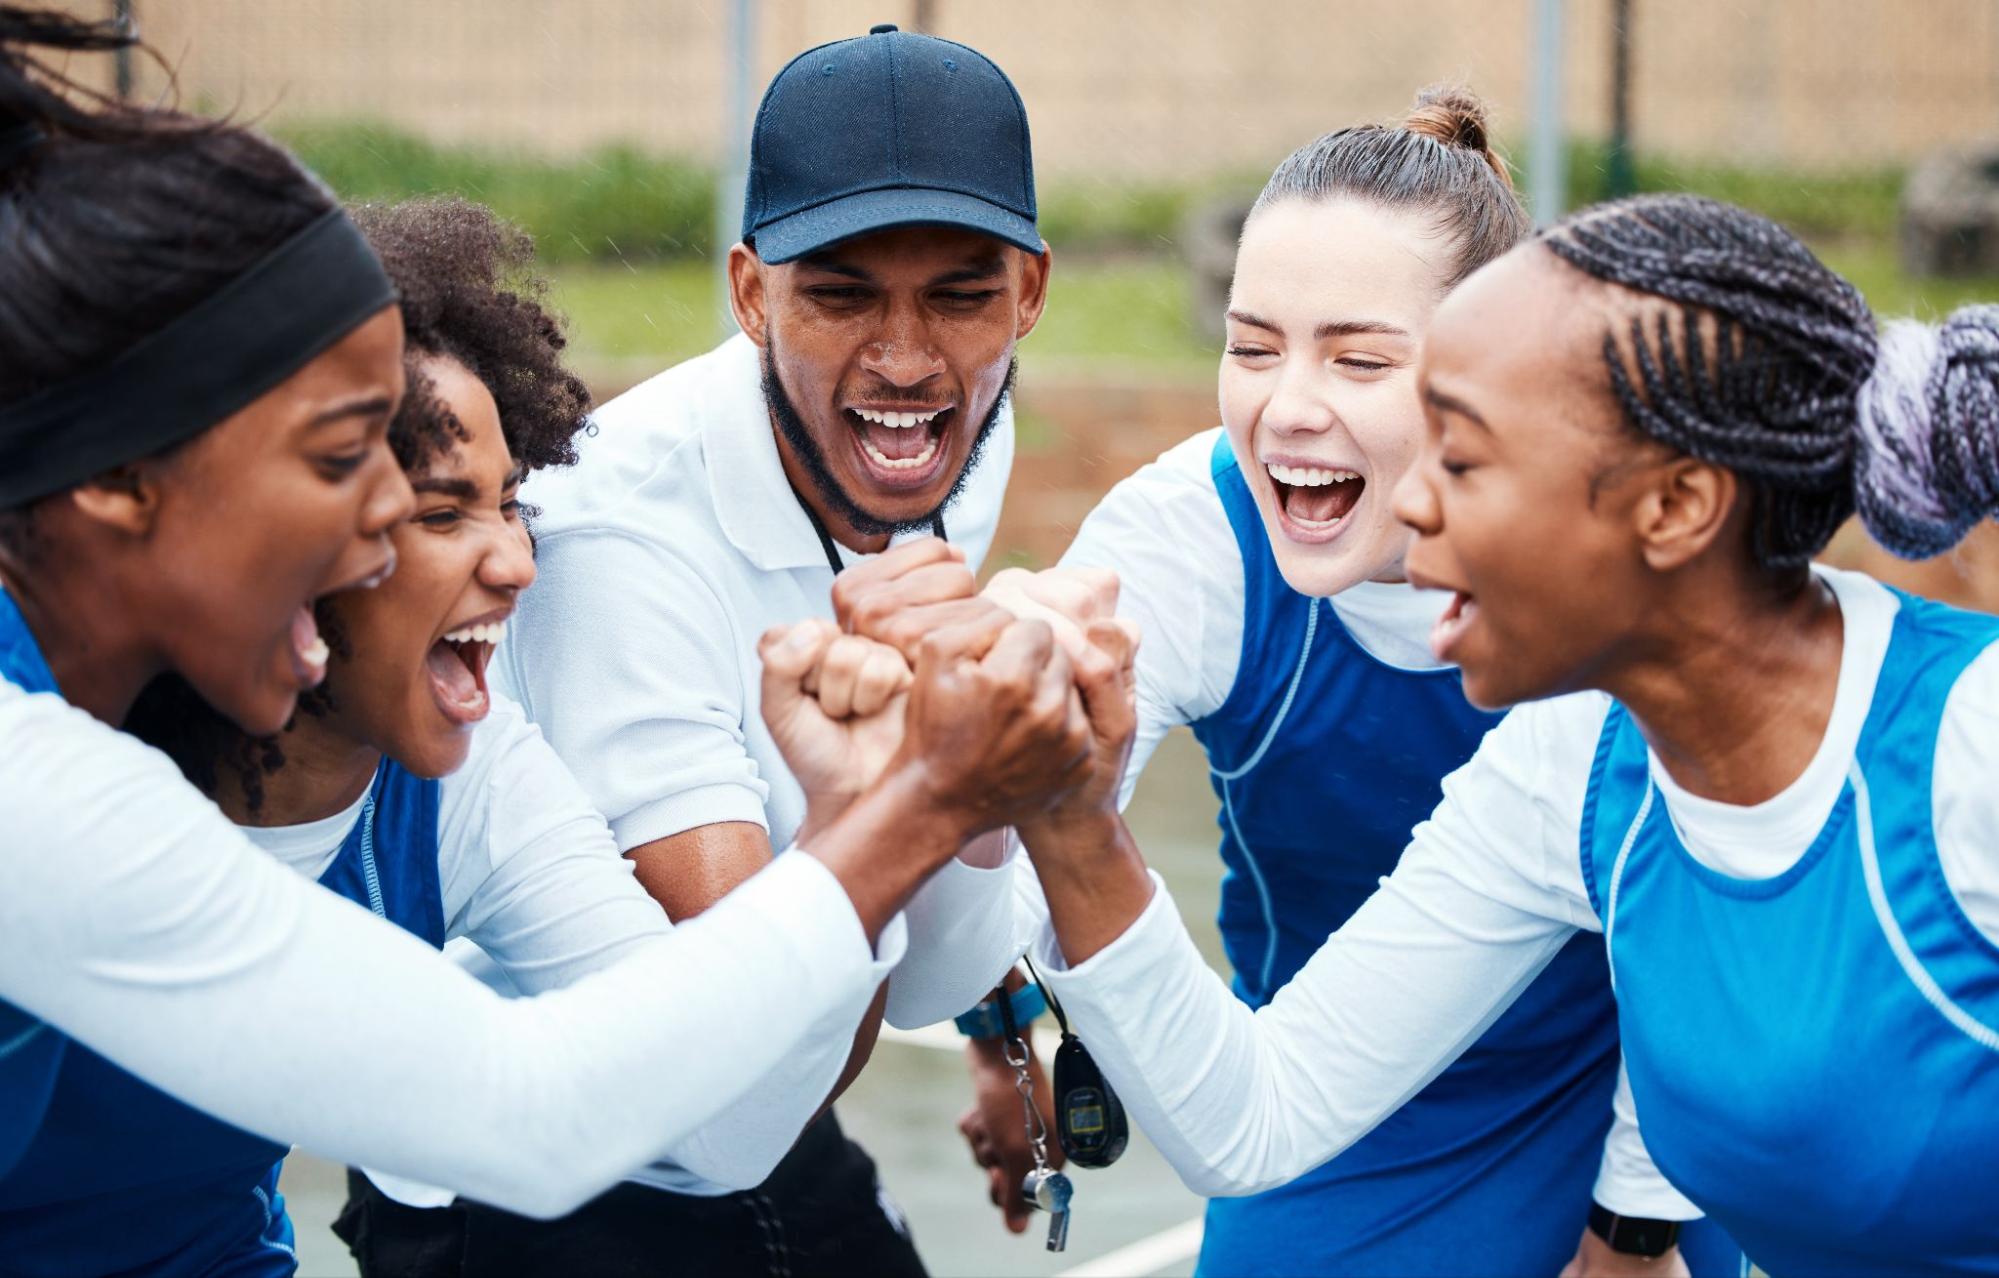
[
  {"x1": 1188, "y1": 435, "x2": 1733, "y2": 1277},
  {"x1": 0, "y1": 586, "x2": 444, "y2": 1278},
  {"x1": 1581, "y1": 586, "x2": 1999, "y2": 1276}
]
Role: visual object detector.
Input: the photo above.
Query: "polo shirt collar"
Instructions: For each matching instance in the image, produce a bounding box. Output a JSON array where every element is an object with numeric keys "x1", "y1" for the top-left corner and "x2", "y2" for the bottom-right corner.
[
  {"x1": 701, "y1": 333, "x2": 958, "y2": 573},
  {"x1": 701, "y1": 334, "x2": 842, "y2": 573}
]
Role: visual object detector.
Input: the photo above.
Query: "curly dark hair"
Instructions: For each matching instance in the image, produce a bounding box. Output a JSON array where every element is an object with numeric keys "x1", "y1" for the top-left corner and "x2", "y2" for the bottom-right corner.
[
  {"x1": 124, "y1": 197, "x2": 593, "y2": 812},
  {"x1": 349, "y1": 195, "x2": 592, "y2": 481}
]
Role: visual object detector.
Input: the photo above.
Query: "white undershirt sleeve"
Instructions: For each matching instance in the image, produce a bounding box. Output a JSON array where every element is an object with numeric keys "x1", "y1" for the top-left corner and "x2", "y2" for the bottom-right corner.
[
  {"x1": 441, "y1": 703, "x2": 673, "y2": 993},
  {"x1": 1594, "y1": 1061, "x2": 1705, "y2": 1218},
  {"x1": 1030, "y1": 697, "x2": 1605, "y2": 1198},
  {"x1": 1057, "y1": 428, "x2": 1242, "y2": 807},
  {"x1": 428, "y1": 702, "x2": 897, "y2": 1193},
  {"x1": 0, "y1": 687, "x2": 893, "y2": 1218},
  {"x1": 886, "y1": 830, "x2": 1028, "y2": 1028},
  {"x1": 1933, "y1": 640, "x2": 1999, "y2": 943}
]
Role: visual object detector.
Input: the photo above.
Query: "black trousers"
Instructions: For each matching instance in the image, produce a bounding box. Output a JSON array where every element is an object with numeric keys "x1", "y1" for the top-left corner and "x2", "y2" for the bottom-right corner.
[{"x1": 331, "y1": 1112, "x2": 927, "y2": 1278}]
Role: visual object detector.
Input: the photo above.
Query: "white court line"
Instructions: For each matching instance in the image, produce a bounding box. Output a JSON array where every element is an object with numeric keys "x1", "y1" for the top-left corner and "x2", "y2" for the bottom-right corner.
[{"x1": 1057, "y1": 1217, "x2": 1205, "y2": 1277}]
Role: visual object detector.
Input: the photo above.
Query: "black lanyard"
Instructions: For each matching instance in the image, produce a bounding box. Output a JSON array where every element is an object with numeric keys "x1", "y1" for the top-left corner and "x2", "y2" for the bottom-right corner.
[{"x1": 797, "y1": 497, "x2": 946, "y2": 575}]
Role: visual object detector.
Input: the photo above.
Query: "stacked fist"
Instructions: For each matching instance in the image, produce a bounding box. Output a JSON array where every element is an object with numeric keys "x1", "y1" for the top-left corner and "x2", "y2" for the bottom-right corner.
[{"x1": 757, "y1": 538, "x2": 1139, "y2": 852}]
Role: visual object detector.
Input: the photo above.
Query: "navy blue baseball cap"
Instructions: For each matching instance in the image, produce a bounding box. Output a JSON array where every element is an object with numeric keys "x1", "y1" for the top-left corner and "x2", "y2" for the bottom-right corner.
[{"x1": 741, "y1": 23, "x2": 1040, "y2": 264}]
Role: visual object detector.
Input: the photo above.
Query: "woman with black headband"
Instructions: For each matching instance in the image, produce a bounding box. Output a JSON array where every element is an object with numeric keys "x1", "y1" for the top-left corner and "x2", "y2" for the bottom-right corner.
[
  {"x1": 0, "y1": 11, "x2": 1087, "y2": 1273},
  {"x1": 1010, "y1": 194, "x2": 1999, "y2": 1277}
]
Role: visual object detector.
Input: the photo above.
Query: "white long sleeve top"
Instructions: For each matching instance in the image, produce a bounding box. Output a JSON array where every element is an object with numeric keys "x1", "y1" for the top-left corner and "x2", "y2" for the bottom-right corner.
[
  {"x1": 0, "y1": 672, "x2": 902, "y2": 1220},
  {"x1": 239, "y1": 693, "x2": 940, "y2": 1198},
  {"x1": 1029, "y1": 566, "x2": 1999, "y2": 1208}
]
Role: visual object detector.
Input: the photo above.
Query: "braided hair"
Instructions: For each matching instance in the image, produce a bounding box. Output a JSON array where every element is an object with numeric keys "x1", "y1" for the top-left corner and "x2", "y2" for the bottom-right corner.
[
  {"x1": 1543, "y1": 193, "x2": 1999, "y2": 567},
  {"x1": 1252, "y1": 85, "x2": 1530, "y2": 288}
]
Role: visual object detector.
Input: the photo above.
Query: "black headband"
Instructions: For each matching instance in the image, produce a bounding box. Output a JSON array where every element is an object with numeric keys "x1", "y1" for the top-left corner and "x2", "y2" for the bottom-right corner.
[{"x1": 0, "y1": 208, "x2": 396, "y2": 508}]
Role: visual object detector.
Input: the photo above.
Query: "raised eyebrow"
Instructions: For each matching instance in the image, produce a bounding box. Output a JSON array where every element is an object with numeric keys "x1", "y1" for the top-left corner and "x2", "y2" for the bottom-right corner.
[{"x1": 307, "y1": 394, "x2": 395, "y2": 428}]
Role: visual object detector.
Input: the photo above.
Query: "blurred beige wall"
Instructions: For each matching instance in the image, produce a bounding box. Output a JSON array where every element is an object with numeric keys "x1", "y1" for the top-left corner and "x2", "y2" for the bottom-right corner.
[{"x1": 81, "y1": 0, "x2": 1999, "y2": 174}]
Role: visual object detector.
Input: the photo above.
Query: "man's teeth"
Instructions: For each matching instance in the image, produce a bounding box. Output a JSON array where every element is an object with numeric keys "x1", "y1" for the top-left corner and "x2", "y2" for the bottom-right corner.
[
  {"x1": 852, "y1": 407, "x2": 944, "y2": 429},
  {"x1": 861, "y1": 435, "x2": 940, "y2": 470},
  {"x1": 443, "y1": 621, "x2": 505, "y2": 644},
  {"x1": 1267, "y1": 462, "x2": 1360, "y2": 488},
  {"x1": 300, "y1": 637, "x2": 329, "y2": 667}
]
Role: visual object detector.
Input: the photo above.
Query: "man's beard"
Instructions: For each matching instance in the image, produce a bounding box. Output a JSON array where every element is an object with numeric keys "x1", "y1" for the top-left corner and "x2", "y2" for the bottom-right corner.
[{"x1": 761, "y1": 338, "x2": 1015, "y2": 538}]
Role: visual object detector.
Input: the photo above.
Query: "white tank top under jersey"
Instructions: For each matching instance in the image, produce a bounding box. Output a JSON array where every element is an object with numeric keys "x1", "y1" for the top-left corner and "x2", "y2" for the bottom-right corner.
[
  {"x1": 238, "y1": 693, "x2": 896, "y2": 1200},
  {"x1": 0, "y1": 671, "x2": 905, "y2": 1219},
  {"x1": 1025, "y1": 559, "x2": 1999, "y2": 1207}
]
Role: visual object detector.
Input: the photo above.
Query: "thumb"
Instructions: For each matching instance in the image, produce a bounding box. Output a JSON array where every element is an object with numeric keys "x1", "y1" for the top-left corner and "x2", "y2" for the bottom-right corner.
[
  {"x1": 1077, "y1": 616, "x2": 1139, "y2": 734},
  {"x1": 1067, "y1": 564, "x2": 1122, "y2": 617}
]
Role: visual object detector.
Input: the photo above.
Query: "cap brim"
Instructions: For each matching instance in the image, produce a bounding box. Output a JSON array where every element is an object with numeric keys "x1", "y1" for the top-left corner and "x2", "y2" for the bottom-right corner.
[{"x1": 753, "y1": 187, "x2": 1042, "y2": 264}]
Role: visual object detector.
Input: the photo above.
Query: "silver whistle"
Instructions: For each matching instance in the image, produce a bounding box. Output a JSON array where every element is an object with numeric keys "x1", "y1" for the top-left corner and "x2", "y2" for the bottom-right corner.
[{"x1": 1022, "y1": 1167, "x2": 1073, "y2": 1251}]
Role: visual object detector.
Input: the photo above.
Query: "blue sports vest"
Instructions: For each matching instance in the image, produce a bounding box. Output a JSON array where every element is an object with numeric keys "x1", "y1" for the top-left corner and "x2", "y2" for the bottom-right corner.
[
  {"x1": 0, "y1": 587, "x2": 445, "y2": 1277},
  {"x1": 1581, "y1": 587, "x2": 1999, "y2": 1276},
  {"x1": 1189, "y1": 435, "x2": 1735, "y2": 1277}
]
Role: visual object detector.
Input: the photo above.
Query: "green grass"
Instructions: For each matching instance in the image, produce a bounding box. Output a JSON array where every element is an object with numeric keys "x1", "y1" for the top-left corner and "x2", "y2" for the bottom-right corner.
[
  {"x1": 280, "y1": 122, "x2": 714, "y2": 265},
  {"x1": 549, "y1": 246, "x2": 1999, "y2": 389},
  {"x1": 1819, "y1": 241, "x2": 1999, "y2": 321},
  {"x1": 547, "y1": 258, "x2": 1219, "y2": 385},
  {"x1": 284, "y1": 115, "x2": 1992, "y2": 382}
]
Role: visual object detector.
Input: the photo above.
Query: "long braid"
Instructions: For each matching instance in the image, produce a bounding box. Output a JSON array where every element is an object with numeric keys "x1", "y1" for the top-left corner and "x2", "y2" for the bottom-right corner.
[{"x1": 1544, "y1": 193, "x2": 1999, "y2": 567}]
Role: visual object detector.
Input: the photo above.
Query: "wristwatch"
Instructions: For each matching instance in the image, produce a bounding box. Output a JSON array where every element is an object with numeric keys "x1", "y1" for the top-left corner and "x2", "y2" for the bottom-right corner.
[
  {"x1": 1588, "y1": 1202, "x2": 1681, "y2": 1257},
  {"x1": 952, "y1": 980, "x2": 1047, "y2": 1040}
]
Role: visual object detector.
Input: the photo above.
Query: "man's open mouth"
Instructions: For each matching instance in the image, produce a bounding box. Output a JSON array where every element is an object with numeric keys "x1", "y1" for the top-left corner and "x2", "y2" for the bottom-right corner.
[
  {"x1": 845, "y1": 405, "x2": 954, "y2": 487},
  {"x1": 425, "y1": 618, "x2": 502, "y2": 726},
  {"x1": 1266, "y1": 461, "x2": 1364, "y2": 542}
]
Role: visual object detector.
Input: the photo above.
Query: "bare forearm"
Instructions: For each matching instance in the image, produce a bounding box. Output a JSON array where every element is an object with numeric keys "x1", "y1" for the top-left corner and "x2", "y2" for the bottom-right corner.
[
  {"x1": 1019, "y1": 812, "x2": 1153, "y2": 966},
  {"x1": 818, "y1": 982, "x2": 889, "y2": 1114},
  {"x1": 805, "y1": 764, "x2": 979, "y2": 942}
]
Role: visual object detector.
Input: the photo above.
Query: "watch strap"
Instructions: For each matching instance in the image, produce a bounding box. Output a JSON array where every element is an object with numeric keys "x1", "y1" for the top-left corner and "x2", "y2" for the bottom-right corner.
[
  {"x1": 1588, "y1": 1202, "x2": 1681, "y2": 1257},
  {"x1": 953, "y1": 980, "x2": 1048, "y2": 1040}
]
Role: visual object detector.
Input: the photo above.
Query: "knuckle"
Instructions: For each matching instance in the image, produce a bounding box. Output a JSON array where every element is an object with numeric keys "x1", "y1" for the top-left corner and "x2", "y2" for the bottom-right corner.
[{"x1": 851, "y1": 595, "x2": 891, "y2": 630}]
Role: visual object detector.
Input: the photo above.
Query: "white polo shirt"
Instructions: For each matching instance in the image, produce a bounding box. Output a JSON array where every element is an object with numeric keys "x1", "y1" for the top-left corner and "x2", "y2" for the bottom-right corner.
[
  {"x1": 497, "y1": 336, "x2": 1025, "y2": 1192},
  {"x1": 502, "y1": 332, "x2": 1012, "y2": 853}
]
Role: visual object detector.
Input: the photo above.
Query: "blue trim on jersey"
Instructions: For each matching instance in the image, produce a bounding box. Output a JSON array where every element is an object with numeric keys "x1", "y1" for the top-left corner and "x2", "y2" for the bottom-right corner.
[
  {"x1": 1582, "y1": 586, "x2": 1999, "y2": 1275},
  {"x1": 1185, "y1": 434, "x2": 1736, "y2": 1277},
  {"x1": 0, "y1": 588, "x2": 73, "y2": 1183},
  {"x1": 317, "y1": 760, "x2": 447, "y2": 948},
  {"x1": 0, "y1": 587, "x2": 57, "y2": 697}
]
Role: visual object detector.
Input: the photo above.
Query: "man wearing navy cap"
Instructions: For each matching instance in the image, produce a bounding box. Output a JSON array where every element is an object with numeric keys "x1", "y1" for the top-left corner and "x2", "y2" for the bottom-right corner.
[{"x1": 329, "y1": 25, "x2": 1051, "y2": 1277}]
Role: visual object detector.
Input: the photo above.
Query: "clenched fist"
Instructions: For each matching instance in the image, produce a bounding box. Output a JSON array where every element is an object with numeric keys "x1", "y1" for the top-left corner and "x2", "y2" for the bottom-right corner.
[
  {"x1": 759, "y1": 618, "x2": 913, "y2": 839},
  {"x1": 889, "y1": 609, "x2": 1095, "y2": 837}
]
